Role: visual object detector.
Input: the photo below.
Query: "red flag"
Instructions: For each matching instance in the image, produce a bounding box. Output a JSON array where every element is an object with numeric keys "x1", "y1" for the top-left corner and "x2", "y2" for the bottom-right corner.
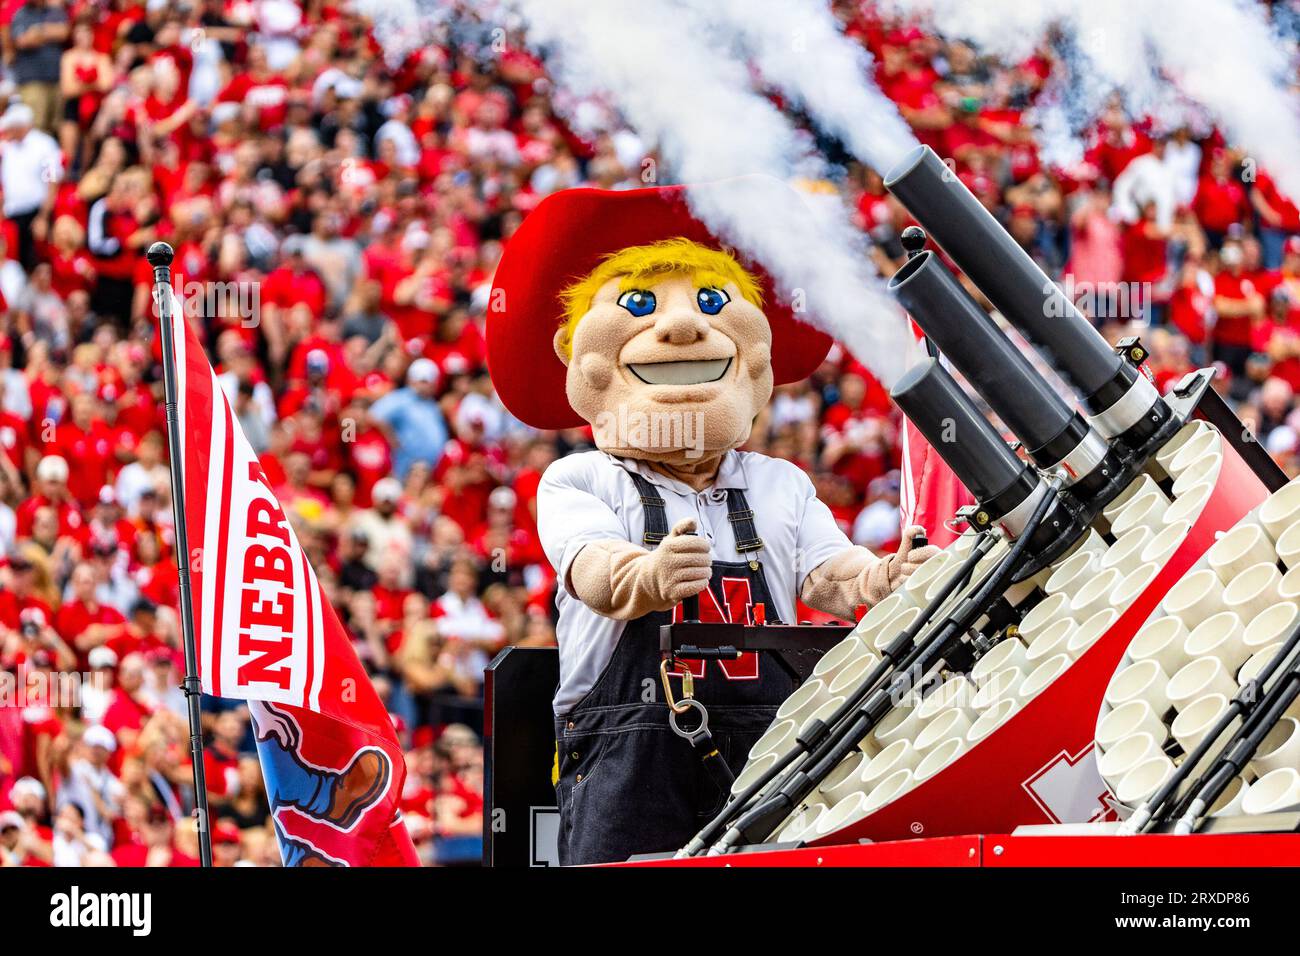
[
  {"x1": 899, "y1": 416, "x2": 973, "y2": 549},
  {"x1": 897, "y1": 339, "x2": 974, "y2": 549},
  {"x1": 165, "y1": 305, "x2": 418, "y2": 867}
]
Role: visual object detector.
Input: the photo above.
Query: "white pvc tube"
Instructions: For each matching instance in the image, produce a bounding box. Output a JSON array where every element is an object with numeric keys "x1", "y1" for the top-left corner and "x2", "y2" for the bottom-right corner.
[
  {"x1": 1161, "y1": 568, "x2": 1225, "y2": 630},
  {"x1": 1067, "y1": 608, "x2": 1119, "y2": 659},
  {"x1": 1257, "y1": 477, "x2": 1300, "y2": 543},
  {"x1": 1128, "y1": 615, "x2": 1192, "y2": 676},
  {"x1": 1208, "y1": 522, "x2": 1277, "y2": 585},
  {"x1": 1096, "y1": 699, "x2": 1167, "y2": 752},
  {"x1": 1106, "y1": 659, "x2": 1171, "y2": 715},
  {"x1": 1222, "y1": 562, "x2": 1283, "y2": 622},
  {"x1": 1241, "y1": 767, "x2": 1300, "y2": 815},
  {"x1": 1167, "y1": 656, "x2": 1238, "y2": 712},
  {"x1": 1184, "y1": 611, "x2": 1250, "y2": 675}
]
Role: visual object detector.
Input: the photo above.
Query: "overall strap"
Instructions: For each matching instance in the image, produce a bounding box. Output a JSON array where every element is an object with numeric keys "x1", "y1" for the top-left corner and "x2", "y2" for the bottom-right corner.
[
  {"x1": 628, "y1": 471, "x2": 670, "y2": 548},
  {"x1": 725, "y1": 488, "x2": 765, "y2": 556}
]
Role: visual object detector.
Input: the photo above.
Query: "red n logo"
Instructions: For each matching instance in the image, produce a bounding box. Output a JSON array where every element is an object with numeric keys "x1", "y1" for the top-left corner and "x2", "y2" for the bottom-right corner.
[{"x1": 671, "y1": 577, "x2": 760, "y2": 680}]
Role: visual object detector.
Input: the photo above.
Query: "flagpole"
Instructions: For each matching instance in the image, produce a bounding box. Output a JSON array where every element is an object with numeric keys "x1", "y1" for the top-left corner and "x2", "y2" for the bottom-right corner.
[{"x1": 147, "y1": 241, "x2": 213, "y2": 867}]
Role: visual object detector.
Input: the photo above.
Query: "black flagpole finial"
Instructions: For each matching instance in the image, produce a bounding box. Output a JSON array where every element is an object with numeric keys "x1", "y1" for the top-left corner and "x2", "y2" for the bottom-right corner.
[{"x1": 146, "y1": 241, "x2": 175, "y2": 268}]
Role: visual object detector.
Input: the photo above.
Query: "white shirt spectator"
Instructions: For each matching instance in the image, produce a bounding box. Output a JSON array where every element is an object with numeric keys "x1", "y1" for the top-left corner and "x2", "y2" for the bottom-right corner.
[
  {"x1": 376, "y1": 118, "x2": 420, "y2": 167},
  {"x1": 143, "y1": 666, "x2": 187, "y2": 717},
  {"x1": 465, "y1": 126, "x2": 519, "y2": 165},
  {"x1": 95, "y1": 562, "x2": 140, "y2": 615},
  {"x1": 433, "y1": 591, "x2": 504, "y2": 685},
  {"x1": 185, "y1": 26, "x2": 225, "y2": 105},
  {"x1": 769, "y1": 390, "x2": 818, "y2": 429},
  {"x1": 350, "y1": 507, "x2": 414, "y2": 570},
  {"x1": 852, "y1": 498, "x2": 901, "y2": 550},
  {"x1": 0, "y1": 258, "x2": 28, "y2": 318},
  {"x1": 1112, "y1": 150, "x2": 1179, "y2": 228},
  {"x1": 256, "y1": 0, "x2": 303, "y2": 70},
  {"x1": 17, "y1": 282, "x2": 69, "y2": 350},
  {"x1": 0, "y1": 125, "x2": 62, "y2": 217},
  {"x1": 217, "y1": 368, "x2": 277, "y2": 430},
  {"x1": 1165, "y1": 139, "x2": 1203, "y2": 206},
  {"x1": 434, "y1": 590, "x2": 505, "y2": 643},
  {"x1": 115, "y1": 460, "x2": 168, "y2": 515},
  {"x1": 0, "y1": 502, "x2": 14, "y2": 558},
  {"x1": 79, "y1": 676, "x2": 112, "y2": 725},
  {"x1": 58, "y1": 758, "x2": 124, "y2": 847},
  {"x1": 52, "y1": 827, "x2": 108, "y2": 867}
]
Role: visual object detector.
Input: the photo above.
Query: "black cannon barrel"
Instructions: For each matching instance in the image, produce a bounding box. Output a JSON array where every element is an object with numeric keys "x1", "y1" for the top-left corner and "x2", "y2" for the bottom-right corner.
[
  {"x1": 885, "y1": 145, "x2": 1167, "y2": 443},
  {"x1": 890, "y1": 252, "x2": 1075, "y2": 453},
  {"x1": 885, "y1": 145, "x2": 1119, "y2": 395},
  {"x1": 890, "y1": 250, "x2": 1117, "y2": 495},
  {"x1": 891, "y1": 357, "x2": 1038, "y2": 520}
]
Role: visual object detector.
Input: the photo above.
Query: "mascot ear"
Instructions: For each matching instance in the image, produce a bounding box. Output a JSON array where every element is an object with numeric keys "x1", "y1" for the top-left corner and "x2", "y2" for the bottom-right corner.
[{"x1": 553, "y1": 327, "x2": 571, "y2": 368}]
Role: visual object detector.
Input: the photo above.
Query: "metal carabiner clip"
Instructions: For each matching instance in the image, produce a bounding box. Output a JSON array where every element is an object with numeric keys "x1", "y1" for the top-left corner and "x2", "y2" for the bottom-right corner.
[{"x1": 659, "y1": 657, "x2": 696, "y2": 715}]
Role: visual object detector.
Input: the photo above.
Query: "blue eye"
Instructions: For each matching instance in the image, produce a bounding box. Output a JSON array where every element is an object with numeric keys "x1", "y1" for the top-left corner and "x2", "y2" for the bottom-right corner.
[
  {"x1": 697, "y1": 287, "x2": 730, "y2": 315},
  {"x1": 617, "y1": 289, "x2": 657, "y2": 317}
]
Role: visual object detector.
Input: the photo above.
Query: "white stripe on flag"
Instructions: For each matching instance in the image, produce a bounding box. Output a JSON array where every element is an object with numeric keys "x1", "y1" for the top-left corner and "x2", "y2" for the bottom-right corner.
[
  {"x1": 170, "y1": 288, "x2": 187, "y2": 490},
  {"x1": 199, "y1": 367, "x2": 227, "y2": 695},
  {"x1": 899, "y1": 421, "x2": 917, "y2": 528},
  {"x1": 307, "y1": 557, "x2": 325, "y2": 711}
]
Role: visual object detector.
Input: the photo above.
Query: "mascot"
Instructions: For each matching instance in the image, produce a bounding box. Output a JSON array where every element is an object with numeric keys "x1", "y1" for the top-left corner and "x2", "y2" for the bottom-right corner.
[{"x1": 487, "y1": 183, "x2": 938, "y2": 864}]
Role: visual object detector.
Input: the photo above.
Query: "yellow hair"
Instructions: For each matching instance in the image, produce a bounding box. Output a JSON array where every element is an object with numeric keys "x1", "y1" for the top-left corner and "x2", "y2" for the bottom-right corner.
[{"x1": 556, "y1": 238, "x2": 763, "y2": 359}]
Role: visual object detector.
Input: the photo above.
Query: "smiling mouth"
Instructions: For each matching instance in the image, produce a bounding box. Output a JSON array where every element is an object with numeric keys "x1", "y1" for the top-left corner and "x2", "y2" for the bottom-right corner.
[{"x1": 627, "y1": 358, "x2": 732, "y2": 385}]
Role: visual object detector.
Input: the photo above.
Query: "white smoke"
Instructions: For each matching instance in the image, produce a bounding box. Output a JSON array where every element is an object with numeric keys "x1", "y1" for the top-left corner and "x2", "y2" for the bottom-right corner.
[
  {"x1": 885, "y1": 0, "x2": 1300, "y2": 198},
  {"x1": 505, "y1": 0, "x2": 914, "y2": 385},
  {"x1": 354, "y1": 0, "x2": 919, "y2": 386},
  {"x1": 680, "y1": 0, "x2": 920, "y2": 172},
  {"x1": 354, "y1": 0, "x2": 447, "y2": 67}
]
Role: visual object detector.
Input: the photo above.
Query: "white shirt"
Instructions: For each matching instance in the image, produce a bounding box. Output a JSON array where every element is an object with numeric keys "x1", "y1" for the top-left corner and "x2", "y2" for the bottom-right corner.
[
  {"x1": 94, "y1": 568, "x2": 138, "y2": 616},
  {"x1": 185, "y1": 28, "x2": 225, "y2": 106},
  {"x1": 0, "y1": 128, "x2": 61, "y2": 217},
  {"x1": 0, "y1": 503, "x2": 14, "y2": 557},
  {"x1": 115, "y1": 460, "x2": 167, "y2": 516},
  {"x1": 434, "y1": 591, "x2": 504, "y2": 684},
  {"x1": 538, "y1": 450, "x2": 853, "y2": 714},
  {"x1": 376, "y1": 119, "x2": 420, "y2": 168},
  {"x1": 350, "y1": 509, "x2": 414, "y2": 577},
  {"x1": 255, "y1": 0, "x2": 302, "y2": 70},
  {"x1": 852, "y1": 499, "x2": 901, "y2": 550},
  {"x1": 58, "y1": 759, "x2": 124, "y2": 846},
  {"x1": 769, "y1": 391, "x2": 817, "y2": 429},
  {"x1": 217, "y1": 369, "x2": 277, "y2": 430},
  {"x1": 80, "y1": 681, "x2": 112, "y2": 725},
  {"x1": 1111, "y1": 152, "x2": 1179, "y2": 229},
  {"x1": 1165, "y1": 140, "x2": 1203, "y2": 206},
  {"x1": 0, "y1": 260, "x2": 28, "y2": 320}
]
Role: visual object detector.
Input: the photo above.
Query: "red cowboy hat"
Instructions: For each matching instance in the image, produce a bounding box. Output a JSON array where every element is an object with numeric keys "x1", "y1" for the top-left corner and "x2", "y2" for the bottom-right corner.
[{"x1": 486, "y1": 183, "x2": 833, "y2": 430}]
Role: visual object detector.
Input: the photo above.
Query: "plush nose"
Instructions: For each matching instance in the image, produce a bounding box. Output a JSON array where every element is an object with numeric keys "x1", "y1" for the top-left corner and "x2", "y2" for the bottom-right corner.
[{"x1": 653, "y1": 309, "x2": 709, "y2": 345}]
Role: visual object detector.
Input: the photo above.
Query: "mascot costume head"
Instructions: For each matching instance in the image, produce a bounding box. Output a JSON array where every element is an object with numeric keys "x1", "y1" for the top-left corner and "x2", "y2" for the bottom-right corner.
[{"x1": 485, "y1": 184, "x2": 832, "y2": 452}]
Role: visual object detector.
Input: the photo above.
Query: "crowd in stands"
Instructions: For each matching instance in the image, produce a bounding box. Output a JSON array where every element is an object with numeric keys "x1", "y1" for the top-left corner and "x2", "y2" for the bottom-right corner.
[{"x1": 2, "y1": 0, "x2": 1300, "y2": 865}]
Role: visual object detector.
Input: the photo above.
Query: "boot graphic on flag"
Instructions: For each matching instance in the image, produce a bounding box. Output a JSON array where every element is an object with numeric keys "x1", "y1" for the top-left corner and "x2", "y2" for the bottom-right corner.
[
  {"x1": 161, "y1": 289, "x2": 418, "y2": 867},
  {"x1": 249, "y1": 702, "x2": 394, "y2": 867}
]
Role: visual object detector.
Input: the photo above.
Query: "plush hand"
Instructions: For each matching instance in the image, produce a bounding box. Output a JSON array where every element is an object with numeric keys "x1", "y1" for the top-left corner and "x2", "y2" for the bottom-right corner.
[
  {"x1": 647, "y1": 518, "x2": 714, "y2": 605},
  {"x1": 568, "y1": 518, "x2": 712, "y2": 620},
  {"x1": 864, "y1": 526, "x2": 942, "y2": 605}
]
